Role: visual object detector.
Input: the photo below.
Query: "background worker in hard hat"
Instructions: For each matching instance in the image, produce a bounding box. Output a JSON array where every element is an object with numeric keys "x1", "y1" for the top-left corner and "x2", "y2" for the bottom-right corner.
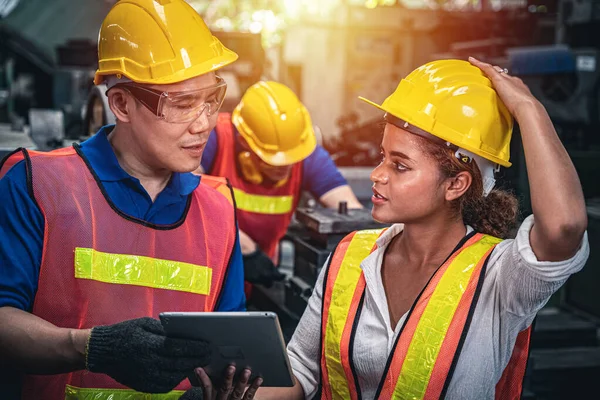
[
  {"x1": 200, "y1": 81, "x2": 363, "y2": 287},
  {"x1": 223, "y1": 58, "x2": 590, "y2": 399},
  {"x1": 0, "y1": 1, "x2": 255, "y2": 399}
]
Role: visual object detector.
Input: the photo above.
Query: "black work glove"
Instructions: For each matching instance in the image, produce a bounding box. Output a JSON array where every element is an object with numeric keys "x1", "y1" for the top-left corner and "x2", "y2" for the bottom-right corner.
[
  {"x1": 243, "y1": 249, "x2": 286, "y2": 288},
  {"x1": 179, "y1": 387, "x2": 205, "y2": 400},
  {"x1": 87, "y1": 317, "x2": 211, "y2": 393}
]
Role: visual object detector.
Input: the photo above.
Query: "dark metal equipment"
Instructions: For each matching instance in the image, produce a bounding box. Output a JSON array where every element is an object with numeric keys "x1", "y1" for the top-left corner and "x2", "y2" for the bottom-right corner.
[
  {"x1": 525, "y1": 308, "x2": 600, "y2": 400},
  {"x1": 563, "y1": 199, "x2": 600, "y2": 320},
  {"x1": 508, "y1": 45, "x2": 600, "y2": 131},
  {"x1": 291, "y1": 205, "x2": 387, "y2": 286},
  {"x1": 28, "y1": 108, "x2": 64, "y2": 150}
]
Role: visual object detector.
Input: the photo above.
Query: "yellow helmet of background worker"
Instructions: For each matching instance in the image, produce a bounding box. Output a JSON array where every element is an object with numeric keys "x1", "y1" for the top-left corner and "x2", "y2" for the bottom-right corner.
[
  {"x1": 232, "y1": 81, "x2": 317, "y2": 167},
  {"x1": 360, "y1": 59, "x2": 513, "y2": 167},
  {"x1": 94, "y1": 0, "x2": 238, "y2": 85}
]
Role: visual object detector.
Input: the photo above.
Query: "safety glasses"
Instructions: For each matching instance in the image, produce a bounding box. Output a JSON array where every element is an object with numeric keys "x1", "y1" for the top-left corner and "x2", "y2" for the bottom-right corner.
[{"x1": 114, "y1": 76, "x2": 227, "y2": 123}]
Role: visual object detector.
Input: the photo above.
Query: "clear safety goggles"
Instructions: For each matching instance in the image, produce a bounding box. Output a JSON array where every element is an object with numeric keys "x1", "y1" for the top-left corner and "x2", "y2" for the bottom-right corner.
[{"x1": 113, "y1": 76, "x2": 227, "y2": 123}]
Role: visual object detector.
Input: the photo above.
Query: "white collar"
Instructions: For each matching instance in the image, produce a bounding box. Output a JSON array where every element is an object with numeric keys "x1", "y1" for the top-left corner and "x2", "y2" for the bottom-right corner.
[{"x1": 373, "y1": 223, "x2": 474, "y2": 249}]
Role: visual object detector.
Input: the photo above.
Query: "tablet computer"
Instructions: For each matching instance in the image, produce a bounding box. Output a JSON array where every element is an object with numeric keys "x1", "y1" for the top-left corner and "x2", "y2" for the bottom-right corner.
[{"x1": 159, "y1": 311, "x2": 294, "y2": 387}]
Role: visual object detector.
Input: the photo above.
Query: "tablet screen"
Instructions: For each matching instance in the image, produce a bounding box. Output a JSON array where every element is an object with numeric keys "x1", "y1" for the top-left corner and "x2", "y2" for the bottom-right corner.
[{"x1": 160, "y1": 311, "x2": 294, "y2": 387}]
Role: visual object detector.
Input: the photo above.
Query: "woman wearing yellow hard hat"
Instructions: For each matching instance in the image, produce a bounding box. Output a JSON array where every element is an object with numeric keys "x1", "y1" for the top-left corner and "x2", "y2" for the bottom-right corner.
[
  {"x1": 0, "y1": 1, "x2": 257, "y2": 399},
  {"x1": 222, "y1": 58, "x2": 589, "y2": 399}
]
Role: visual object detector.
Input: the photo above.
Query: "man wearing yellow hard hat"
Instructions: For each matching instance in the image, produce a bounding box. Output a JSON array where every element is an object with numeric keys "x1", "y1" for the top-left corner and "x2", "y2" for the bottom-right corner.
[
  {"x1": 0, "y1": 1, "x2": 254, "y2": 399},
  {"x1": 200, "y1": 81, "x2": 363, "y2": 288}
]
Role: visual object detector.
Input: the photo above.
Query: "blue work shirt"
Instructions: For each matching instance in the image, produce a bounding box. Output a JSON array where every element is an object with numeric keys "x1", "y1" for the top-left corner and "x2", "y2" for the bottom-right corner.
[
  {"x1": 201, "y1": 126, "x2": 348, "y2": 198},
  {"x1": 0, "y1": 125, "x2": 246, "y2": 313}
]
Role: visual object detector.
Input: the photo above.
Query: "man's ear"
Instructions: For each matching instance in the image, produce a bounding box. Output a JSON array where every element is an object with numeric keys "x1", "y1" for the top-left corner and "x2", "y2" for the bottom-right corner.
[
  {"x1": 107, "y1": 89, "x2": 133, "y2": 123},
  {"x1": 445, "y1": 171, "x2": 472, "y2": 202}
]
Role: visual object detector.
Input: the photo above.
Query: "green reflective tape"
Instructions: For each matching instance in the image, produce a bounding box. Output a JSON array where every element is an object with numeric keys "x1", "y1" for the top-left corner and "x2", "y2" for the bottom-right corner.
[
  {"x1": 233, "y1": 188, "x2": 293, "y2": 215},
  {"x1": 65, "y1": 385, "x2": 185, "y2": 400},
  {"x1": 74, "y1": 248, "x2": 212, "y2": 295}
]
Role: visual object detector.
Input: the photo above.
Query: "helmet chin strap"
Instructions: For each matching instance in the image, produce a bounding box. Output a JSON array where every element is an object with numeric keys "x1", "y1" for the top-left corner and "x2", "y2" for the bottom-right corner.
[
  {"x1": 453, "y1": 147, "x2": 499, "y2": 197},
  {"x1": 238, "y1": 151, "x2": 290, "y2": 187},
  {"x1": 238, "y1": 151, "x2": 263, "y2": 185}
]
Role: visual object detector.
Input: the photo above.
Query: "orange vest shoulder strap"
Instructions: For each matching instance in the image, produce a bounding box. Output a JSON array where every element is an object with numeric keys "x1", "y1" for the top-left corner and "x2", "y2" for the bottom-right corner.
[
  {"x1": 200, "y1": 174, "x2": 234, "y2": 205},
  {"x1": 0, "y1": 147, "x2": 76, "y2": 178},
  {"x1": 0, "y1": 148, "x2": 27, "y2": 178},
  {"x1": 216, "y1": 113, "x2": 233, "y2": 137}
]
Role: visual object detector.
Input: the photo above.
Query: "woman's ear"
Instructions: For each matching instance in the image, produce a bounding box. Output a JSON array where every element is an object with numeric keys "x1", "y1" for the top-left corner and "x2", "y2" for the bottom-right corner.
[
  {"x1": 107, "y1": 89, "x2": 132, "y2": 123},
  {"x1": 445, "y1": 171, "x2": 472, "y2": 202}
]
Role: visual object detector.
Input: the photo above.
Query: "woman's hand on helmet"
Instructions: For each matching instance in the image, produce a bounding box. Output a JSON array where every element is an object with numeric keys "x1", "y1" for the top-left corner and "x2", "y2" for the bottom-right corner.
[{"x1": 468, "y1": 56, "x2": 540, "y2": 119}]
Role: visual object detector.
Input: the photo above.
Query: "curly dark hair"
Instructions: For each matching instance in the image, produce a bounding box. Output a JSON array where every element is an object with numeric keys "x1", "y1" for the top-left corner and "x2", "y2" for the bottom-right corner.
[{"x1": 419, "y1": 138, "x2": 519, "y2": 239}]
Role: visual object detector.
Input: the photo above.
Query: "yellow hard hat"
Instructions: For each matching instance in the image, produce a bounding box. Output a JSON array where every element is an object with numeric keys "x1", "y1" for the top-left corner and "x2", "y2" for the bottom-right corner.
[
  {"x1": 232, "y1": 81, "x2": 317, "y2": 166},
  {"x1": 360, "y1": 59, "x2": 513, "y2": 167},
  {"x1": 94, "y1": 0, "x2": 238, "y2": 85}
]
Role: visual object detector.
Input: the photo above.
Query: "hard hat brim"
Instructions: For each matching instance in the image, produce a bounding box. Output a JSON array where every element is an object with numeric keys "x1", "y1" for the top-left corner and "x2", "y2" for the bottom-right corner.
[
  {"x1": 359, "y1": 96, "x2": 512, "y2": 168},
  {"x1": 94, "y1": 48, "x2": 238, "y2": 86},
  {"x1": 358, "y1": 96, "x2": 388, "y2": 114},
  {"x1": 252, "y1": 135, "x2": 317, "y2": 166}
]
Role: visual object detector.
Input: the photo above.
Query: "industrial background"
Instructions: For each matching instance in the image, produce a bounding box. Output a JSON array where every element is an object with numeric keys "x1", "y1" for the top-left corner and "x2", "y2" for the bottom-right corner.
[{"x1": 0, "y1": 1, "x2": 599, "y2": 398}]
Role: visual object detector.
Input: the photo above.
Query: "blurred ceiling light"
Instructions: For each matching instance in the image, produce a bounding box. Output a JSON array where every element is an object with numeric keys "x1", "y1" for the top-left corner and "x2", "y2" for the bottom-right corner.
[
  {"x1": 282, "y1": 0, "x2": 343, "y2": 19},
  {"x1": 213, "y1": 17, "x2": 233, "y2": 31},
  {"x1": 249, "y1": 21, "x2": 263, "y2": 34},
  {"x1": 283, "y1": 0, "x2": 301, "y2": 17},
  {"x1": 365, "y1": 0, "x2": 379, "y2": 9}
]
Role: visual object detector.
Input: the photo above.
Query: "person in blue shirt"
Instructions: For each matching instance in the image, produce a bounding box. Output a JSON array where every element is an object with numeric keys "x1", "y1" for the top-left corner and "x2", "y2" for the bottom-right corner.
[
  {"x1": 200, "y1": 81, "x2": 363, "y2": 288},
  {"x1": 0, "y1": 127, "x2": 246, "y2": 313},
  {"x1": 201, "y1": 122, "x2": 353, "y2": 213},
  {"x1": 0, "y1": 1, "x2": 254, "y2": 399}
]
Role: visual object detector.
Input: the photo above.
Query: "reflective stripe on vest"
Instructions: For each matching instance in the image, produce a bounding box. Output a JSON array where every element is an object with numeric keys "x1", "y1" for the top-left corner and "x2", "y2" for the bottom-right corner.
[
  {"x1": 233, "y1": 187, "x2": 294, "y2": 215},
  {"x1": 320, "y1": 230, "x2": 529, "y2": 400},
  {"x1": 65, "y1": 385, "x2": 185, "y2": 400},
  {"x1": 74, "y1": 248, "x2": 213, "y2": 295},
  {"x1": 321, "y1": 229, "x2": 384, "y2": 400},
  {"x1": 381, "y1": 234, "x2": 500, "y2": 399}
]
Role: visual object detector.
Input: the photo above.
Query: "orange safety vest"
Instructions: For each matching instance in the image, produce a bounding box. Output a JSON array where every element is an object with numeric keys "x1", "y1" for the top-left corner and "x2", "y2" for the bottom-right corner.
[
  {"x1": 0, "y1": 146, "x2": 238, "y2": 400},
  {"x1": 319, "y1": 229, "x2": 532, "y2": 400},
  {"x1": 209, "y1": 113, "x2": 303, "y2": 262}
]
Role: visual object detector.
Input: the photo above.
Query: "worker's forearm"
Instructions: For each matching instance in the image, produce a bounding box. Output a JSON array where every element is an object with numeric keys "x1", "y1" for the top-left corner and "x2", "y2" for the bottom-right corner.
[
  {"x1": 319, "y1": 185, "x2": 363, "y2": 209},
  {"x1": 0, "y1": 306, "x2": 90, "y2": 374},
  {"x1": 516, "y1": 101, "x2": 587, "y2": 259},
  {"x1": 239, "y1": 229, "x2": 258, "y2": 255}
]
